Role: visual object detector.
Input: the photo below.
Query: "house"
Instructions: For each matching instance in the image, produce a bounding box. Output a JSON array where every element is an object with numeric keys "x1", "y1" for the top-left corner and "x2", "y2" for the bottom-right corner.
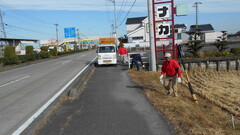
[
  {"x1": 0, "y1": 38, "x2": 39, "y2": 55},
  {"x1": 189, "y1": 24, "x2": 222, "y2": 43},
  {"x1": 125, "y1": 17, "x2": 147, "y2": 44},
  {"x1": 125, "y1": 16, "x2": 188, "y2": 47}
]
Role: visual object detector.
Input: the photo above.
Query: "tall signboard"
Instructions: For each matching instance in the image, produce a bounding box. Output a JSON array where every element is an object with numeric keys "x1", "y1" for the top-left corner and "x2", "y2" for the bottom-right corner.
[
  {"x1": 64, "y1": 27, "x2": 76, "y2": 38},
  {"x1": 152, "y1": 0, "x2": 177, "y2": 59}
]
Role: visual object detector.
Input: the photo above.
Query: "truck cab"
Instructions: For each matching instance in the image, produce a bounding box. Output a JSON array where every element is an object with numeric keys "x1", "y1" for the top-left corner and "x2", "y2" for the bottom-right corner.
[{"x1": 97, "y1": 44, "x2": 117, "y2": 66}]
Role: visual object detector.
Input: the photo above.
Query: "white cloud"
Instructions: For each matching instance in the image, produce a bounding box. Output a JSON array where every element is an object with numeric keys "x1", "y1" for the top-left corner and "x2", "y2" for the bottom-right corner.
[{"x1": 1, "y1": 0, "x2": 240, "y2": 13}]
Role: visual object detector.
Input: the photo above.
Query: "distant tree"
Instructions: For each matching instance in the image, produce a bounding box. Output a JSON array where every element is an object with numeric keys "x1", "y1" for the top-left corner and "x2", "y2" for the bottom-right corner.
[
  {"x1": 214, "y1": 31, "x2": 228, "y2": 52},
  {"x1": 185, "y1": 28, "x2": 204, "y2": 56},
  {"x1": 118, "y1": 35, "x2": 128, "y2": 43},
  {"x1": 236, "y1": 31, "x2": 240, "y2": 36}
]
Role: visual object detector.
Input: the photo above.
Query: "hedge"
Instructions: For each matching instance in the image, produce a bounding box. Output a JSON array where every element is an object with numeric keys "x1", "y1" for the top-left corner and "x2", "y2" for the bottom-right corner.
[
  {"x1": 0, "y1": 57, "x2": 19, "y2": 65},
  {"x1": 26, "y1": 46, "x2": 34, "y2": 55},
  {"x1": 0, "y1": 48, "x2": 88, "y2": 66},
  {"x1": 40, "y1": 46, "x2": 48, "y2": 53},
  {"x1": 230, "y1": 48, "x2": 240, "y2": 56},
  {"x1": 4, "y1": 46, "x2": 17, "y2": 57}
]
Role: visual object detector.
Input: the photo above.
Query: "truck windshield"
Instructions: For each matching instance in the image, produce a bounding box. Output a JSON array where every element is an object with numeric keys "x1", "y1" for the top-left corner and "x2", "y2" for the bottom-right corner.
[{"x1": 99, "y1": 46, "x2": 115, "y2": 53}]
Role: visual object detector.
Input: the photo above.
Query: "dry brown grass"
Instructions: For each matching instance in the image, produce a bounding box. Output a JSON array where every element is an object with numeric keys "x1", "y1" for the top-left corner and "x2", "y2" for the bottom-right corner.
[
  {"x1": 184, "y1": 68, "x2": 240, "y2": 116},
  {"x1": 128, "y1": 69, "x2": 240, "y2": 135}
]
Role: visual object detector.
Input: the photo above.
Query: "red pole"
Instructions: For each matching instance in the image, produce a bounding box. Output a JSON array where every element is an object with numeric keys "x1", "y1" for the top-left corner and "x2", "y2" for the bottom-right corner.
[{"x1": 171, "y1": 0, "x2": 175, "y2": 59}]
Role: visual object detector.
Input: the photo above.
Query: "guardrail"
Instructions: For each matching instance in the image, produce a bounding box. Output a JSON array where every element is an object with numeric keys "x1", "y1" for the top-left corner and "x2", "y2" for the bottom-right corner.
[{"x1": 157, "y1": 57, "x2": 240, "y2": 71}]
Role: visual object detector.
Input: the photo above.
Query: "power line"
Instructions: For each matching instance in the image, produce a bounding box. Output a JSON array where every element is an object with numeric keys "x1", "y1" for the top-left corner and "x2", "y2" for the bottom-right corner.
[
  {"x1": 5, "y1": 31, "x2": 28, "y2": 38},
  {"x1": 117, "y1": 0, "x2": 136, "y2": 28},
  {"x1": 116, "y1": 0, "x2": 128, "y2": 21},
  {"x1": 0, "y1": 0, "x2": 54, "y2": 27},
  {"x1": 5, "y1": 23, "x2": 53, "y2": 35}
]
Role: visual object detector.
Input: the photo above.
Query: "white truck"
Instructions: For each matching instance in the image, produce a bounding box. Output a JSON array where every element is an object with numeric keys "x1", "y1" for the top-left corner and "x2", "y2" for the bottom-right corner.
[{"x1": 97, "y1": 44, "x2": 117, "y2": 66}]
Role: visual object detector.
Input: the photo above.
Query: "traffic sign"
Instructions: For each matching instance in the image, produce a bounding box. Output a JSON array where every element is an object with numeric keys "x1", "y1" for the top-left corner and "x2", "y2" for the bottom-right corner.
[{"x1": 64, "y1": 27, "x2": 76, "y2": 38}]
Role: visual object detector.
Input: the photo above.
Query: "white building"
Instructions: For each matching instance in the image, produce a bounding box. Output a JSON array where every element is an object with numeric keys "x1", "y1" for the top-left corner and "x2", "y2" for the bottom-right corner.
[
  {"x1": 189, "y1": 24, "x2": 222, "y2": 43},
  {"x1": 125, "y1": 16, "x2": 188, "y2": 47}
]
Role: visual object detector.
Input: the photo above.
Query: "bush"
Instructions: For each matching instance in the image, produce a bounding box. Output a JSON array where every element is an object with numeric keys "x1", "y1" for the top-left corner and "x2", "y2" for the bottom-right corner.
[
  {"x1": 26, "y1": 46, "x2": 34, "y2": 55},
  {"x1": 0, "y1": 57, "x2": 19, "y2": 65},
  {"x1": 4, "y1": 46, "x2": 17, "y2": 57},
  {"x1": 39, "y1": 52, "x2": 50, "y2": 59},
  {"x1": 195, "y1": 51, "x2": 235, "y2": 58},
  {"x1": 53, "y1": 46, "x2": 58, "y2": 56},
  {"x1": 230, "y1": 48, "x2": 240, "y2": 56},
  {"x1": 40, "y1": 46, "x2": 49, "y2": 52}
]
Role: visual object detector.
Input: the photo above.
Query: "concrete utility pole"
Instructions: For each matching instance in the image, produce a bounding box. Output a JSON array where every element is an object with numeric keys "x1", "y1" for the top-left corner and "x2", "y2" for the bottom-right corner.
[
  {"x1": 54, "y1": 24, "x2": 59, "y2": 45},
  {"x1": 107, "y1": 0, "x2": 118, "y2": 45},
  {"x1": 76, "y1": 28, "x2": 81, "y2": 49},
  {"x1": 147, "y1": 0, "x2": 156, "y2": 71},
  {"x1": 0, "y1": 10, "x2": 7, "y2": 38},
  {"x1": 193, "y1": 2, "x2": 202, "y2": 29}
]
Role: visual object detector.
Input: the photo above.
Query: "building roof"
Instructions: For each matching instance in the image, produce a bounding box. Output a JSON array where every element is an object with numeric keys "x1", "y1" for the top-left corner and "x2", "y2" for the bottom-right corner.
[
  {"x1": 126, "y1": 17, "x2": 147, "y2": 25},
  {"x1": 189, "y1": 24, "x2": 214, "y2": 32},
  {"x1": 0, "y1": 38, "x2": 38, "y2": 42},
  {"x1": 174, "y1": 24, "x2": 187, "y2": 29}
]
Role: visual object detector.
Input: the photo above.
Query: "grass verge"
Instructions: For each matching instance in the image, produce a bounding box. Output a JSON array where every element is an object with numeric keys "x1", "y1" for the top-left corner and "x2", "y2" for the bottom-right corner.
[{"x1": 128, "y1": 69, "x2": 240, "y2": 135}]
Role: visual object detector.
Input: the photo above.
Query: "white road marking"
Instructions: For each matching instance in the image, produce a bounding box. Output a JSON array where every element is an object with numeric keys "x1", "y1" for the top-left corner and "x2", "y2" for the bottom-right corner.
[
  {"x1": 0, "y1": 76, "x2": 30, "y2": 88},
  {"x1": 12, "y1": 56, "x2": 98, "y2": 135},
  {"x1": 61, "y1": 60, "x2": 71, "y2": 64}
]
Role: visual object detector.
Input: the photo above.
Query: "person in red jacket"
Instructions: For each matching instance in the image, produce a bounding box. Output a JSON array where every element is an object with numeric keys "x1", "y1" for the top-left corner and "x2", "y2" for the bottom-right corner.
[
  {"x1": 160, "y1": 53, "x2": 182, "y2": 97},
  {"x1": 118, "y1": 43, "x2": 128, "y2": 64}
]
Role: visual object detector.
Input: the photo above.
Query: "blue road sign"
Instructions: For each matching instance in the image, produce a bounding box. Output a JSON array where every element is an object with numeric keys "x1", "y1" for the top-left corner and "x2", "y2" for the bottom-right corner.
[{"x1": 64, "y1": 27, "x2": 76, "y2": 38}]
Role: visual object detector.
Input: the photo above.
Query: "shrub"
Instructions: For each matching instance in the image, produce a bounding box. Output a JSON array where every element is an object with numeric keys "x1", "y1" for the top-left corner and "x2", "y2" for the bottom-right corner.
[
  {"x1": 39, "y1": 52, "x2": 50, "y2": 59},
  {"x1": 4, "y1": 46, "x2": 17, "y2": 57},
  {"x1": 230, "y1": 48, "x2": 240, "y2": 56},
  {"x1": 215, "y1": 51, "x2": 234, "y2": 57},
  {"x1": 40, "y1": 46, "x2": 49, "y2": 53},
  {"x1": 35, "y1": 54, "x2": 42, "y2": 60},
  {"x1": 3, "y1": 46, "x2": 19, "y2": 65},
  {"x1": 0, "y1": 57, "x2": 19, "y2": 65},
  {"x1": 53, "y1": 46, "x2": 58, "y2": 56},
  {"x1": 195, "y1": 51, "x2": 235, "y2": 58},
  {"x1": 26, "y1": 46, "x2": 34, "y2": 55}
]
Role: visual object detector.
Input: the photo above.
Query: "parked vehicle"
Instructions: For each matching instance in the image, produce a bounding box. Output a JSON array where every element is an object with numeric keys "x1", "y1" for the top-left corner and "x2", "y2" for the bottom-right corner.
[{"x1": 96, "y1": 44, "x2": 117, "y2": 66}]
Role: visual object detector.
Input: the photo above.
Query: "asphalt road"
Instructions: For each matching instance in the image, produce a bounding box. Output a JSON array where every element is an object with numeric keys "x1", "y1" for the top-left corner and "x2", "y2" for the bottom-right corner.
[
  {"x1": 38, "y1": 64, "x2": 172, "y2": 135},
  {"x1": 0, "y1": 50, "x2": 97, "y2": 135}
]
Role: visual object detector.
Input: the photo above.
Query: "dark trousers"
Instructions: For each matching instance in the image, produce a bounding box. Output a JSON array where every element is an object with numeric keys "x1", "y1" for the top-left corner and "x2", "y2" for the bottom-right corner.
[{"x1": 131, "y1": 59, "x2": 140, "y2": 71}]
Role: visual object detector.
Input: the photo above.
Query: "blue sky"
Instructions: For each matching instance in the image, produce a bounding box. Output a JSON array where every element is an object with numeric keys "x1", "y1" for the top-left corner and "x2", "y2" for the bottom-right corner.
[{"x1": 0, "y1": 0, "x2": 240, "y2": 42}]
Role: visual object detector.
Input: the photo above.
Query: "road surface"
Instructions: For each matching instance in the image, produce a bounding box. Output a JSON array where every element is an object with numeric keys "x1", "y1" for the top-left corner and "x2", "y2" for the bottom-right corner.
[
  {"x1": 0, "y1": 50, "x2": 97, "y2": 135},
  {"x1": 38, "y1": 64, "x2": 172, "y2": 135}
]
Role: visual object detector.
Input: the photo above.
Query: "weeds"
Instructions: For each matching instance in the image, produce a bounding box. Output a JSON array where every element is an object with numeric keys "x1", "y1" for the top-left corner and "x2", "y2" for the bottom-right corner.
[{"x1": 128, "y1": 69, "x2": 240, "y2": 135}]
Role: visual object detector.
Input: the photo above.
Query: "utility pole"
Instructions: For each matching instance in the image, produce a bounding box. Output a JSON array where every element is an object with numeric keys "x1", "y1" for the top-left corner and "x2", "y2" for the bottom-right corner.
[
  {"x1": 107, "y1": 0, "x2": 117, "y2": 45},
  {"x1": 193, "y1": 2, "x2": 202, "y2": 29},
  {"x1": 54, "y1": 24, "x2": 59, "y2": 45},
  {"x1": 0, "y1": 10, "x2": 7, "y2": 38},
  {"x1": 147, "y1": 0, "x2": 156, "y2": 71},
  {"x1": 76, "y1": 28, "x2": 81, "y2": 50}
]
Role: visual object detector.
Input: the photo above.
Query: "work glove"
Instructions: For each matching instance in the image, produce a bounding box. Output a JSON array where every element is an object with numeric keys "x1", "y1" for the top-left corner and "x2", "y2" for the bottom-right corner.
[
  {"x1": 159, "y1": 75, "x2": 164, "y2": 84},
  {"x1": 177, "y1": 77, "x2": 182, "y2": 83}
]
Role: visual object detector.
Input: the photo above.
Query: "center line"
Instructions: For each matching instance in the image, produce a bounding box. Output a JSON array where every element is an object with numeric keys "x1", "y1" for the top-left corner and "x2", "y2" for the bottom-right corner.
[{"x1": 0, "y1": 76, "x2": 30, "y2": 88}]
